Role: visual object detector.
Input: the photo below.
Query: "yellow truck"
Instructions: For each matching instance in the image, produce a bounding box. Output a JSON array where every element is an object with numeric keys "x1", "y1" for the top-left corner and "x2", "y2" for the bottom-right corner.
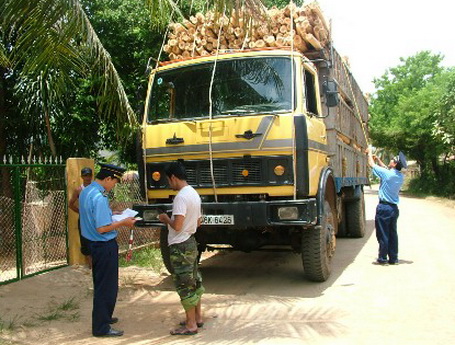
[{"x1": 134, "y1": 46, "x2": 369, "y2": 282}]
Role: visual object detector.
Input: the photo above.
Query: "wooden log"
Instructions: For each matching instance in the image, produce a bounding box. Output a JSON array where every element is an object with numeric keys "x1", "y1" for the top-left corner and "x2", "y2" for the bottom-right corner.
[
  {"x1": 254, "y1": 39, "x2": 266, "y2": 48},
  {"x1": 234, "y1": 27, "x2": 244, "y2": 38},
  {"x1": 293, "y1": 34, "x2": 308, "y2": 52},
  {"x1": 295, "y1": 20, "x2": 311, "y2": 38},
  {"x1": 196, "y1": 46, "x2": 209, "y2": 56},
  {"x1": 173, "y1": 23, "x2": 186, "y2": 34},
  {"x1": 195, "y1": 12, "x2": 205, "y2": 24},
  {"x1": 305, "y1": 33, "x2": 322, "y2": 50},
  {"x1": 264, "y1": 35, "x2": 276, "y2": 47},
  {"x1": 279, "y1": 24, "x2": 289, "y2": 34},
  {"x1": 271, "y1": 24, "x2": 280, "y2": 35},
  {"x1": 181, "y1": 33, "x2": 192, "y2": 42},
  {"x1": 233, "y1": 38, "x2": 243, "y2": 47},
  {"x1": 189, "y1": 15, "x2": 198, "y2": 25},
  {"x1": 308, "y1": 2, "x2": 330, "y2": 33},
  {"x1": 182, "y1": 19, "x2": 195, "y2": 30},
  {"x1": 283, "y1": 3, "x2": 297, "y2": 18},
  {"x1": 205, "y1": 42, "x2": 214, "y2": 51},
  {"x1": 201, "y1": 26, "x2": 217, "y2": 38},
  {"x1": 172, "y1": 45, "x2": 183, "y2": 54}
]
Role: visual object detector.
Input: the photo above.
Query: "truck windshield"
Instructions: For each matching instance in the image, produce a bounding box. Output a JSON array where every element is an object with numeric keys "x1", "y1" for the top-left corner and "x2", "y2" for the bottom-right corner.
[{"x1": 147, "y1": 57, "x2": 294, "y2": 121}]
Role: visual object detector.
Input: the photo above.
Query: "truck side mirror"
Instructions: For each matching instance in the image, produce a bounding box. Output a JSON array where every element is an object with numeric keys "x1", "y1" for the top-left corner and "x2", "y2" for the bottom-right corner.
[{"x1": 323, "y1": 80, "x2": 340, "y2": 107}]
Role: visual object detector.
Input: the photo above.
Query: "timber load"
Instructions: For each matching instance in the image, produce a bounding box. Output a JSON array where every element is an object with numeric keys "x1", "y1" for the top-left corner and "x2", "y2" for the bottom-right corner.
[{"x1": 163, "y1": 2, "x2": 331, "y2": 60}]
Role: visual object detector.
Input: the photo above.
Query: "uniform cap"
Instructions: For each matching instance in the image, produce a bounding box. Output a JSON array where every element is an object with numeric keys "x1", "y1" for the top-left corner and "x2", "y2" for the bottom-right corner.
[
  {"x1": 81, "y1": 167, "x2": 93, "y2": 176},
  {"x1": 395, "y1": 151, "x2": 408, "y2": 169},
  {"x1": 98, "y1": 163, "x2": 126, "y2": 180}
]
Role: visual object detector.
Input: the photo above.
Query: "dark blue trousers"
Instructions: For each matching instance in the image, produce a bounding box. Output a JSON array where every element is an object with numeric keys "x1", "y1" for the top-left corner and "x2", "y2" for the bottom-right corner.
[
  {"x1": 89, "y1": 239, "x2": 119, "y2": 336},
  {"x1": 375, "y1": 203, "x2": 399, "y2": 263}
]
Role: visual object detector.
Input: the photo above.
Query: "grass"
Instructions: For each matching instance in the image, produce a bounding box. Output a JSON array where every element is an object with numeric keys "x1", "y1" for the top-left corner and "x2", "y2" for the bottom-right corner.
[
  {"x1": 57, "y1": 297, "x2": 78, "y2": 312},
  {"x1": 119, "y1": 245, "x2": 164, "y2": 272},
  {"x1": 35, "y1": 297, "x2": 80, "y2": 322},
  {"x1": 0, "y1": 315, "x2": 20, "y2": 333}
]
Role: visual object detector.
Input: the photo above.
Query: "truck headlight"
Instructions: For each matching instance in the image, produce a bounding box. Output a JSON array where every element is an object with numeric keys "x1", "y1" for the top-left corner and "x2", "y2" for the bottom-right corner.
[
  {"x1": 152, "y1": 171, "x2": 161, "y2": 182},
  {"x1": 278, "y1": 206, "x2": 299, "y2": 220},
  {"x1": 274, "y1": 165, "x2": 285, "y2": 176}
]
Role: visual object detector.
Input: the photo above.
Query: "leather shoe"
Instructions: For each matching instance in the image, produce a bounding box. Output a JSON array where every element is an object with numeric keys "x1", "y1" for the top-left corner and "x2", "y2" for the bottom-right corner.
[
  {"x1": 95, "y1": 328, "x2": 124, "y2": 337},
  {"x1": 109, "y1": 317, "x2": 119, "y2": 324}
]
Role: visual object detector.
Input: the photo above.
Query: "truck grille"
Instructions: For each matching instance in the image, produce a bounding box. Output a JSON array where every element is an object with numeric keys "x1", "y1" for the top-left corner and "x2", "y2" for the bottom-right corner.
[
  {"x1": 146, "y1": 156, "x2": 293, "y2": 189},
  {"x1": 184, "y1": 159, "x2": 261, "y2": 186}
]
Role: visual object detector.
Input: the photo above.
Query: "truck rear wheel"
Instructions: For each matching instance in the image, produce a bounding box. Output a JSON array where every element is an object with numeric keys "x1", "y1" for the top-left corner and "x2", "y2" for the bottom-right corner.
[
  {"x1": 336, "y1": 201, "x2": 348, "y2": 238},
  {"x1": 159, "y1": 227, "x2": 174, "y2": 274},
  {"x1": 345, "y1": 189, "x2": 366, "y2": 238},
  {"x1": 301, "y1": 200, "x2": 336, "y2": 282}
]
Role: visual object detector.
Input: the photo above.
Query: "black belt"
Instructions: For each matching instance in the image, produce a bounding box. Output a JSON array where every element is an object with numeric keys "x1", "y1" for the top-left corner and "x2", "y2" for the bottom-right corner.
[{"x1": 379, "y1": 200, "x2": 396, "y2": 206}]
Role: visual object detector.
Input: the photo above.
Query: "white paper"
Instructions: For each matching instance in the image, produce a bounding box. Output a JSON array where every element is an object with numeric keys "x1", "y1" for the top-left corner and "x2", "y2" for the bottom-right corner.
[{"x1": 112, "y1": 208, "x2": 138, "y2": 222}]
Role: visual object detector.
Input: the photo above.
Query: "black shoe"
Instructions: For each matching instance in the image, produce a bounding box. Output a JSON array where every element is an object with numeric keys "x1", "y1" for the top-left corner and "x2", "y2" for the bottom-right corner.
[
  {"x1": 372, "y1": 260, "x2": 388, "y2": 266},
  {"x1": 389, "y1": 261, "x2": 399, "y2": 265},
  {"x1": 110, "y1": 317, "x2": 119, "y2": 324},
  {"x1": 95, "y1": 328, "x2": 124, "y2": 337}
]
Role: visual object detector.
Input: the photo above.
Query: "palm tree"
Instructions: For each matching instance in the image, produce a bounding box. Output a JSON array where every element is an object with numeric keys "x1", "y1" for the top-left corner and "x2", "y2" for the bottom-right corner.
[{"x1": 0, "y1": 0, "x2": 265, "y2": 157}]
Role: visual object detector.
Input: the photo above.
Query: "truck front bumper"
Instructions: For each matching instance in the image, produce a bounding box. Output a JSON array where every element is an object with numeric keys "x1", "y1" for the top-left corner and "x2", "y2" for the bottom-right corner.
[{"x1": 134, "y1": 199, "x2": 318, "y2": 229}]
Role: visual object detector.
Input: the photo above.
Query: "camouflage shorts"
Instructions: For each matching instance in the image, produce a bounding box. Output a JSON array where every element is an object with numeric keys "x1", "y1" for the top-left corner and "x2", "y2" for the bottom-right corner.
[{"x1": 169, "y1": 236, "x2": 204, "y2": 310}]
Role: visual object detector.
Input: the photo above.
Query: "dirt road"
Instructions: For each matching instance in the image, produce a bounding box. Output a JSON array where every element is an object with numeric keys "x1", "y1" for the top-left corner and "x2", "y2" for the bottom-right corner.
[{"x1": 1, "y1": 186, "x2": 455, "y2": 345}]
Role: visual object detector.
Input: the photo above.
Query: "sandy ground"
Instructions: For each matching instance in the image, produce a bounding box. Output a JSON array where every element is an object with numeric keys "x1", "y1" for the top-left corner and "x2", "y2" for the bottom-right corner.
[{"x1": 1, "y1": 185, "x2": 455, "y2": 345}]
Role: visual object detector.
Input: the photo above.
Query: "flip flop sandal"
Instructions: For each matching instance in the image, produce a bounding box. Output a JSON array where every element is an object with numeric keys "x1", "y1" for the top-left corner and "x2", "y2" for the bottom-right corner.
[
  {"x1": 179, "y1": 321, "x2": 204, "y2": 328},
  {"x1": 170, "y1": 326, "x2": 198, "y2": 336}
]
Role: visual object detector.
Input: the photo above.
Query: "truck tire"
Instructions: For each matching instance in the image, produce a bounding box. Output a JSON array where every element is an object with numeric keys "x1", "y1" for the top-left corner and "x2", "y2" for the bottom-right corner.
[
  {"x1": 336, "y1": 201, "x2": 348, "y2": 238},
  {"x1": 160, "y1": 228, "x2": 174, "y2": 274},
  {"x1": 345, "y1": 189, "x2": 366, "y2": 238},
  {"x1": 301, "y1": 200, "x2": 336, "y2": 282}
]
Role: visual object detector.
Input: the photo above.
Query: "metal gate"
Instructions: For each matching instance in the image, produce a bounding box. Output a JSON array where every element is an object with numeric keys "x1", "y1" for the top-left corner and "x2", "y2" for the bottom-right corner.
[{"x1": 0, "y1": 158, "x2": 68, "y2": 285}]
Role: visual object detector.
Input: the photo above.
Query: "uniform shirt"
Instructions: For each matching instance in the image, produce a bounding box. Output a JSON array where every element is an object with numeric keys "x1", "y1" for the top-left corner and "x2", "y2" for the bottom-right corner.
[
  {"x1": 79, "y1": 181, "x2": 116, "y2": 242},
  {"x1": 168, "y1": 185, "x2": 202, "y2": 246},
  {"x1": 373, "y1": 165, "x2": 404, "y2": 205}
]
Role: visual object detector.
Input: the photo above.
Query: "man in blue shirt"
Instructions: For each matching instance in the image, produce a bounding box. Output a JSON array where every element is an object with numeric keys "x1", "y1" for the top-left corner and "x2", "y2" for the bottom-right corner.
[
  {"x1": 79, "y1": 163, "x2": 137, "y2": 337},
  {"x1": 367, "y1": 149, "x2": 406, "y2": 265}
]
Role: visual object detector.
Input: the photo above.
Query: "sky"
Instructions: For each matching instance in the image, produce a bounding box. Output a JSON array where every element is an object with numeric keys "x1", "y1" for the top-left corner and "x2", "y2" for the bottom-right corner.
[{"x1": 316, "y1": 0, "x2": 455, "y2": 94}]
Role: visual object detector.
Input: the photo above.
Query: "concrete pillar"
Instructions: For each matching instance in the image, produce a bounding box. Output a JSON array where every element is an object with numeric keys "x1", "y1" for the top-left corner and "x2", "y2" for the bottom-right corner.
[{"x1": 66, "y1": 158, "x2": 94, "y2": 265}]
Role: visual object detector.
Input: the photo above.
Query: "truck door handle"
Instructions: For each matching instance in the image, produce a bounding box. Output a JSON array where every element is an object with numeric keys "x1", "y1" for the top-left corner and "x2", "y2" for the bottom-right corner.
[
  {"x1": 166, "y1": 133, "x2": 184, "y2": 144},
  {"x1": 235, "y1": 130, "x2": 262, "y2": 140}
]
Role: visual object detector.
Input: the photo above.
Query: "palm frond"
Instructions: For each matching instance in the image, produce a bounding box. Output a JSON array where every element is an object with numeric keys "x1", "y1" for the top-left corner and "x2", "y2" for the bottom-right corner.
[
  {"x1": 0, "y1": 0, "x2": 136, "y2": 128},
  {"x1": 0, "y1": 42, "x2": 11, "y2": 68}
]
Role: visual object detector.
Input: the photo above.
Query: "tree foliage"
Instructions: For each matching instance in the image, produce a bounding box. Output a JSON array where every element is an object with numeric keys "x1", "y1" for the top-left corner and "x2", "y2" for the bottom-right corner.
[
  {"x1": 370, "y1": 52, "x2": 445, "y2": 173},
  {"x1": 0, "y1": 0, "x2": 268, "y2": 161},
  {"x1": 370, "y1": 51, "x2": 455, "y2": 196}
]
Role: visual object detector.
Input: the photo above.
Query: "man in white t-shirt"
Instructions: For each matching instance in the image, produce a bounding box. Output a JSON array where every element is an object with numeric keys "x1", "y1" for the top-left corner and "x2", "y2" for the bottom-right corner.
[{"x1": 158, "y1": 162, "x2": 204, "y2": 336}]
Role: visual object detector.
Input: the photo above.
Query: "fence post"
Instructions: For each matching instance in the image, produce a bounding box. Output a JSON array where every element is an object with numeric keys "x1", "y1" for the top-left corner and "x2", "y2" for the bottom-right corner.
[
  {"x1": 66, "y1": 158, "x2": 94, "y2": 265},
  {"x1": 12, "y1": 166, "x2": 23, "y2": 279}
]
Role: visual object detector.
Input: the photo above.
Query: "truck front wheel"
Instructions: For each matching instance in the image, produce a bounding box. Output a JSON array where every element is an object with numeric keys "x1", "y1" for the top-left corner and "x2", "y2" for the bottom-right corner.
[{"x1": 301, "y1": 200, "x2": 336, "y2": 282}]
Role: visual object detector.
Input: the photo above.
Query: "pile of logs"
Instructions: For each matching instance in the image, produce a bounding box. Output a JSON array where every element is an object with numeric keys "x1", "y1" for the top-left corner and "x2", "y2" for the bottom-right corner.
[{"x1": 164, "y1": 2, "x2": 330, "y2": 60}]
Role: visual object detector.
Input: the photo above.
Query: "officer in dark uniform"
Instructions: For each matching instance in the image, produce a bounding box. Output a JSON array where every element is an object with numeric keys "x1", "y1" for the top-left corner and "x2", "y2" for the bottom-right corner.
[{"x1": 79, "y1": 163, "x2": 137, "y2": 337}]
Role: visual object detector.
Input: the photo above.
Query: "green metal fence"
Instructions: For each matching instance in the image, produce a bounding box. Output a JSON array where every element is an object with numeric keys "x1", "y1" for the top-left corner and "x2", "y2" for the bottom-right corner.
[{"x1": 0, "y1": 158, "x2": 68, "y2": 285}]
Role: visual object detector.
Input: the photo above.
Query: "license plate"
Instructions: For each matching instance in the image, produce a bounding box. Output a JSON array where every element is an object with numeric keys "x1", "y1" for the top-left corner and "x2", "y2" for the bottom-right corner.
[{"x1": 202, "y1": 215, "x2": 234, "y2": 225}]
